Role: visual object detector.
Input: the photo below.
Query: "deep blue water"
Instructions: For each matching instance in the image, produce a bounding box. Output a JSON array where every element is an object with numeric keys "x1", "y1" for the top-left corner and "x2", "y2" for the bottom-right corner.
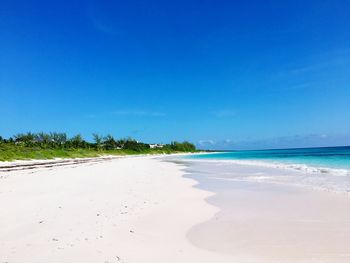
[{"x1": 189, "y1": 146, "x2": 350, "y2": 170}]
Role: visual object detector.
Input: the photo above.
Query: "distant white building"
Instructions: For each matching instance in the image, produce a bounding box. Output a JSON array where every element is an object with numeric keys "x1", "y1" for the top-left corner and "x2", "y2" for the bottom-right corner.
[{"x1": 149, "y1": 144, "x2": 164, "y2": 149}]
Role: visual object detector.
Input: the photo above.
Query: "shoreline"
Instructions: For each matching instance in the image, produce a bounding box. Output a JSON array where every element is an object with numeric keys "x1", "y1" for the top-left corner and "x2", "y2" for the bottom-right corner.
[
  {"x1": 183, "y1": 158, "x2": 350, "y2": 263},
  {"x1": 182, "y1": 157, "x2": 350, "y2": 195},
  {"x1": 184, "y1": 157, "x2": 350, "y2": 177}
]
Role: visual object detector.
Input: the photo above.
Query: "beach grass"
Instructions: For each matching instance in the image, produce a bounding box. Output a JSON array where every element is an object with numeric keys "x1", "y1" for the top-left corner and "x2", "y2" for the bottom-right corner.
[{"x1": 0, "y1": 145, "x2": 183, "y2": 162}]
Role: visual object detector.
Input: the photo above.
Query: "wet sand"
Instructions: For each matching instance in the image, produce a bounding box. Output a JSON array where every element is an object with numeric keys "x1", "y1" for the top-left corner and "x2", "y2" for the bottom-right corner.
[{"x1": 185, "y1": 161, "x2": 350, "y2": 263}]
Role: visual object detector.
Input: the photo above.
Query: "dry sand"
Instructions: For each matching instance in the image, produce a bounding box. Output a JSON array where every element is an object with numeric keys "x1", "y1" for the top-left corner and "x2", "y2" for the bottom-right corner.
[{"x1": 0, "y1": 156, "x2": 235, "y2": 263}]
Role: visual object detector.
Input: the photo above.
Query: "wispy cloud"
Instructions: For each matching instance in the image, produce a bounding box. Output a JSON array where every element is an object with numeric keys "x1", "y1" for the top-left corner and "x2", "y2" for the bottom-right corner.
[
  {"x1": 196, "y1": 133, "x2": 350, "y2": 150},
  {"x1": 89, "y1": 16, "x2": 118, "y2": 35},
  {"x1": 211, "y1": 110, "x2": 237, "y2": 118},
  {"x1": 111, "y1": 110, "x2": 166, "y2": 117},
  {"x1": 87, "y1": 1, "x2": 119, "y2": 35},
  {"x1": 86, "y1": 110, "x2": 166, "y2": 118},
  {"x1": 198, "y1": 140, "x2": 215, "y2": 147},
  {"x1": 277, "y1": 51, "x2": 350, "y2": 78},
  {"x1": 279, "y1": 82, "x2": 312, "y2": 91},
  {"x1": 197, "y1": 139, "x2": 234, "y2": 148}
]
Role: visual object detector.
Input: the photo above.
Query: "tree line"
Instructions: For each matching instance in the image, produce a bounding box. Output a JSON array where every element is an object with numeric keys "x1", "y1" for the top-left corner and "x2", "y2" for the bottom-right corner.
[{"x1": 0, "y1": 132, "x2": 196, "y2": 152}]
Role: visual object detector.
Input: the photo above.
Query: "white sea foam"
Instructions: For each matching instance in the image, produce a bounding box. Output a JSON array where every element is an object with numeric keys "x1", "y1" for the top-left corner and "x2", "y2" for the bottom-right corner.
[
  {"x1": 184, "y1": 158, "x2": 350, "y2": 177},
  {"x1": 182, "y1": 157, "x2": 350, "y2": 195}
]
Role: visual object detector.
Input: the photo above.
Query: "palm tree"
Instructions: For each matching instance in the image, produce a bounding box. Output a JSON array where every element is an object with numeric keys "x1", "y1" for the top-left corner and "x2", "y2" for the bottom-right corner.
[
  {"x1": 14, "y1": 132, "x2": 36, "y2": 146},
  {"x1": 35, "y1": 132, "x2": 51, "y2": 148},
  {"x1": 103, "y1": 134, "x2": 117, "y2": 150},
  {"x1": 50, "y1": 132, "x2": 67, "y2": 148},
  {"x1": 70, "y1": 134, "x2": 84, "y2": 148},
  {"x1": 93, "y1": 133, "x2": 103, "y2": 150}
]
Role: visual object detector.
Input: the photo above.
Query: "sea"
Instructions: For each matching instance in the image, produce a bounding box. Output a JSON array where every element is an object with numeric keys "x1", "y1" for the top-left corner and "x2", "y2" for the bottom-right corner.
[
  {"x1": 182, "y1": 147, "x2": 350, "y2": 260},
  {"x1": 184, "y1": 146, "x2": 350, "y2": 194}
]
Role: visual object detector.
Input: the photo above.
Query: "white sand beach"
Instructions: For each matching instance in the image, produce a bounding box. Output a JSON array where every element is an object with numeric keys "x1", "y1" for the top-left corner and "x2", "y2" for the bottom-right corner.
[
  {"x1": 0, "y1": 156, "x2": 235, "y2": 263},
  {"x1": 2, "y1": 156, "x2": 350, "y2": 263}
]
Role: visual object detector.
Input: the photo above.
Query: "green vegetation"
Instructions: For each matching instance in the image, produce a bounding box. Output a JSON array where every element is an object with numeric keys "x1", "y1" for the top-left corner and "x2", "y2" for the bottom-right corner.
[{"x1": 0, "y1": 132, "x2": 197, "y2": 161}]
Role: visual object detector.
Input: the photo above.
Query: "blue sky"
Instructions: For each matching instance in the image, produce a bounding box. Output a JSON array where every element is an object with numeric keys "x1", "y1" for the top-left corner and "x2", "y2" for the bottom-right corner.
[{"x1": 1, "y1": 0, "x2": 350, "y2": 149}]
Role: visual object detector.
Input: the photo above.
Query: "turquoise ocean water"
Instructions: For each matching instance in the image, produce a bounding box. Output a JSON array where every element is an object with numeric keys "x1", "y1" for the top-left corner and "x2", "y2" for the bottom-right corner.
[
  {"x1": 184, "y1": 146, "x2": 350, "y2": 193},
  {"x1": 189, "y1": 146, "x2": 350, "y2": 171}
]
